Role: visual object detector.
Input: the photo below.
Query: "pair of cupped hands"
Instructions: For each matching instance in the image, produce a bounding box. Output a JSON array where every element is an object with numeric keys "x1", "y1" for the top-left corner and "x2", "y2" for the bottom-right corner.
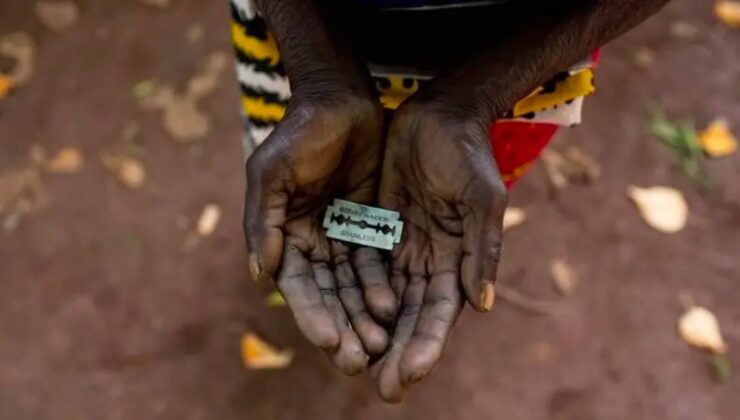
[{"x1": 244, "y1": 78, "x2": 508, "y2": 403}]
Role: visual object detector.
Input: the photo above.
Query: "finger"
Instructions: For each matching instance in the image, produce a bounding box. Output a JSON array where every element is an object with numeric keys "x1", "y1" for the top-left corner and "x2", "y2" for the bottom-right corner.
[
  {"x1": 459, "y1": 177, "x2": 507, "y2": 312},
  {"x1": 245, "y1": 144, "x2": 288, "y2": 283},
  {"x1": 313, "y1": 262, "x2": 368, "y2": 376},
  {"x1": 399, "y1": 270, "x2": 463, "y2": 385},
  {"x1": 368, "y1": 354, "x2": 386, "y2": 380},
  {"x1": 276, "y1": 244, "x2": 339, "y2": 350},
  {"x1": 378, "y1": 274, "x2": 425, "y2": 404},
  {"x1": 334, "y1": 257, "x2": 390, "y2": 356},
  {"x1": 352, "y1": 248, "x2": 398, "y2": 324},
  {"x1": 390, "y1": 268, "x2": 408, "y2": 300}
]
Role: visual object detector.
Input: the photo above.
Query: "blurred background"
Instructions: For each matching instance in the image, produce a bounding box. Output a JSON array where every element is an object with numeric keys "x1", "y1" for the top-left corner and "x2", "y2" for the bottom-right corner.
[{"x1": 1, "y1": 0, "x2": 739, "y2": 419}]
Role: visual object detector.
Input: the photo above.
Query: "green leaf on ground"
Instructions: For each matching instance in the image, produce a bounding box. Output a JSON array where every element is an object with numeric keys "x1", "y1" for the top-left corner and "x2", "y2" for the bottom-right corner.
[
  {"x1": 265, "y1": 290, "x2": 287, "y2": 307},
  {"x1": 648, "y1": 108, "x2": 710, "y2": 187},
  {"x1": 132, "y1": 80, "x2": 157, "y2": 98},
  {"x1": 713, "y1": 353, "x2": 732, "y2": 384}
]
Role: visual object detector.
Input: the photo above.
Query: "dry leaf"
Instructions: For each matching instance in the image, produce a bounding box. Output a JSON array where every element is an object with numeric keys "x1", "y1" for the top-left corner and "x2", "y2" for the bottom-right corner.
[
  {"x1": 0, "y1": 32, "x2": 36, "y2": 86},
  {"x1": 503, "y1": 207, "x2": 526, "y2": 231},
  {"x1": 140, "y1": 87, "x2": 210, "y2": 142},
  {"x1": 35, "y1": 1, "x2": 80, "y2": 32},
  {"x1": 265, "y1": 290, "x2": 287, "y2": 307},
  {"x1": 633, "y1": 47, "x2": 655, "y2": 68},
  {"x1": 186, "y1": 52, "x2": 228, "y2": 97},
  {"x1": 196, "y1": 203, "x2": 221, "y2": 236},
  {"x1": 240, "y1": 333, "x2": 294, "y2": 369},
  {"x1": 541, "y1": 146, "x2": 601, "y2": 191},
  {"x1": 0, "y1": 73, "x2": 11, "y2": 99},
  {"x1": 550, "y1": 259, "x2": 578, "y2": 296},
  {"x1": 46, "y1": 147, "x2": 83, "y2": 174},
  {"x1": 102, "y1": 154, "x2": 146, "y2": 189},
  {"x1": 187, "y1": 23, "x2": 204, "y2": 43},
  {"x1": 28, "y1": 143, "x2": 47, "y2": 166},
  {"x1": 160, "y1": 94, "x2": 210, "y2": 141},
  {"x1": 0, "y1": 166, "x2": 45, "y2": 233},
  {"x1": 139, "y1": 52, "x2": 228, "y2": 142},
  {"x1": 678, "y1": 306, "x2": 727, "y2": 354},
  {"x1": 715, "y1": 1, "x2": 740, "y2": 28},
  {"x1": 698, "y1": 119, "x2": 737, "y2": 158},
  {"x1": 0, "y1": 168, "x2": 38, "y2": 215},
  {"x1": 669, "y1": 21, "x2": 699, "y2": 39},
  {"x1": 628, "y1": 185, "x2": 688, "y2": 233}
]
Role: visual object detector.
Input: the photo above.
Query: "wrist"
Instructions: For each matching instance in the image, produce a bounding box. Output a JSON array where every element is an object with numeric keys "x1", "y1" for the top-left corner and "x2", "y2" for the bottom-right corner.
[
  {"x1": 290, "y1": 66, "x2": 375, "y2": 104},
  {"x1": 408, "y1": 85, "x2": 502, "y2": 131}
]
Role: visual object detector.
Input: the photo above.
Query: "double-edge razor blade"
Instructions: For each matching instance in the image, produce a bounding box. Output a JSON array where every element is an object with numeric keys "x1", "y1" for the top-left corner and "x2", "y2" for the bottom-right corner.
[{"x1": 323, "y1": 199, "x2": 403, "y2": 250}]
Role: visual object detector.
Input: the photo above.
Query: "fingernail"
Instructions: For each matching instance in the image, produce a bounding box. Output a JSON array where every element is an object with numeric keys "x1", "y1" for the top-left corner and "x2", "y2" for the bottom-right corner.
[
  {"x1": 248, "y1": 253, "x2": 261, "y2": 282},
  {"x1": 479, "y1": 283, "x2": 495, "y2": 311}
]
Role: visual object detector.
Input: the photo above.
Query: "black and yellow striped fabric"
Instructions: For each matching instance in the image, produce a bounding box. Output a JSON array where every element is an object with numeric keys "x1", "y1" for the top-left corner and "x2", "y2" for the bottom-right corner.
[{"x1": 230, "y1": 0, "x2": 596, "y2": 149}]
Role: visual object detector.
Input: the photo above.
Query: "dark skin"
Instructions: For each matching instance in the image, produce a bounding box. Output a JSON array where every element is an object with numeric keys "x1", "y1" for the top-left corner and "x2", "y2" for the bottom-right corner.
[{"x1": 245, "y1": 0, "x2": 670, "y2": 402}]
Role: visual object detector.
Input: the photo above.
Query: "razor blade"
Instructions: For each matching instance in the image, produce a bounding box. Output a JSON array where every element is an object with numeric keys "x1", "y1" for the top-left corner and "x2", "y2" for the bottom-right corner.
[{"x1": 322, "y1": 199, "x2": 403, "y2": 250}]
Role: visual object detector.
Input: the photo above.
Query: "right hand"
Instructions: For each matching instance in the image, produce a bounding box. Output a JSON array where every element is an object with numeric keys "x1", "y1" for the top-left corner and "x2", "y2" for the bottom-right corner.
[
  {"x1": 372, "y1": 101, "x2": 508, "y2": 402},
  {"x1": 244, "y1": 89, "x2": 398, "y2": 375}
]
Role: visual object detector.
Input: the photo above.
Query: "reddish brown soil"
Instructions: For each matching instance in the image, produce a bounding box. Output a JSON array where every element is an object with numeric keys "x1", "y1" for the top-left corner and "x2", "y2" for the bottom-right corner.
[{"x1": 1, "y1": 1, "x2": 739, "y2": 419}]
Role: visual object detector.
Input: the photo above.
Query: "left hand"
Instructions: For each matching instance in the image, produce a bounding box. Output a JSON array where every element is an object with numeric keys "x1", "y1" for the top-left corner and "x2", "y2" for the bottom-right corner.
[
  {"x1": 372, "y1": 101, "x2": 508, "y2": 402},
  {"x1": 245, "y1": 90, "x2": 398, "y2": 375}
]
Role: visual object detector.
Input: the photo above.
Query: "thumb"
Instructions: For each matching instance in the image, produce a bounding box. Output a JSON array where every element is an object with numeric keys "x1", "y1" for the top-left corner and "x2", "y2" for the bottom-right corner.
[
  {"x1": 244, "y1": 144, "x2": 288, "y2": 283},
  {"x1": 459, "y1": 178, "x2": 507, "y2": 312}
]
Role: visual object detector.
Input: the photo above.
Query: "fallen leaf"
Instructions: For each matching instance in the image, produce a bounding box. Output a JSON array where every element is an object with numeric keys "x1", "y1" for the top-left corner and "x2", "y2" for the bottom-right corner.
[
  {"x1": 101, "y1": 154, "x2": 146, "y2": 189},
  {"x1": 678, "y1": 306, "x2": 727, "y2": 354},
  {"x1": 0, "y1": 73, "x2": 11, "y2": 99},
  {"x1": 550, "y1": 259, "x2": 578, "y2": 296},
  {"x1": 35, "y1": 1, "x2": 80, "y2": 33},
  {"x1": 132, "y1": 80, "x2": 157, "y2": 99},
  {"x1": 541, "y1": 146, "x2": 601, "y2": 191},
  {"x1": 186, "y1": 52, "x2": 228, "y2": 98},
  {"x1": 140, "y1": 0, "x2": 170, "y2": 9},
  {"x1": 669, "y1": 21, "x2": 699, "y2": 39},
  {"x1": 28, "y1": 144, "x2": 47, "y2": 167},
  {"x1": 633, "y1": 47, "x2": 655, "y2": 68},
  {"x1": 0, "y1": 166, "x2": 45, "y2": 233},
  {"x1": 503, "y1": 207, "x2": 526, "y2": 231},
  {"x1": 265, "y1": 290, "x2": 287, "y2": 307},
  {"x1": 196, "y1": 203, "x2": 221, "y2": 236},
  {"x1": 140, "y1": 87, "x2": 210, "y2": 142},
  {"x1": 139, "y1": 52, "x2": 228, "y2": 142},
  {"x1": 0, "y1": 32, "x2": 36, "y2": 86},
  {"x1": 715, "y1": 1, "x2": 740, "y2": 28},
  {"x1": 713, "y1": 353, "x2": 732, "y2": 383},
  {"x1": 240, "y1": 332, "x2": 294, "y2": 370},
  {"x1": 648, "y1": 110, "x2": 709, "y2": 185},
  {"x1": 628, "y1": 185, "x2": 688, "y2": 233},
  {"x1": 698, "y1": 119, "x2": 737, "y2": 158},
  {"x1": 187, "y1": 23, "x2": 204, "y2": 43},
  {"x1": 46, "y1": 147, "x2": 83, "y2": 174}
]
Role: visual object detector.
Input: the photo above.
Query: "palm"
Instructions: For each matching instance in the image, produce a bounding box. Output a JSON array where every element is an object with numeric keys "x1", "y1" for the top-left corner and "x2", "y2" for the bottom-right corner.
[
  {"x1": 373, "y1": 106, "x2": 508, "y2": 402},
  {"x1": 245, "y1": 96, "x2": 397, "y2": 374}
]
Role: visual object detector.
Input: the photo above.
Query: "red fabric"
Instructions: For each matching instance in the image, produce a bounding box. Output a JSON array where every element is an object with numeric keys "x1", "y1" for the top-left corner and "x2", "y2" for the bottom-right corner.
[
  {"x1": 490, "y1": 121, "x2": 559, "y2": 188},
  {"x1": 489, "y1": 48, "x2": 601, "y2": 188}
]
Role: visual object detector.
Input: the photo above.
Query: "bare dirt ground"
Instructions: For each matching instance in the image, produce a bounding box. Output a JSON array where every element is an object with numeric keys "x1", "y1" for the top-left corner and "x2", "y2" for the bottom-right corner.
[{"x1": 1, "y1": 1, "x2": 739, "y2": 419}]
